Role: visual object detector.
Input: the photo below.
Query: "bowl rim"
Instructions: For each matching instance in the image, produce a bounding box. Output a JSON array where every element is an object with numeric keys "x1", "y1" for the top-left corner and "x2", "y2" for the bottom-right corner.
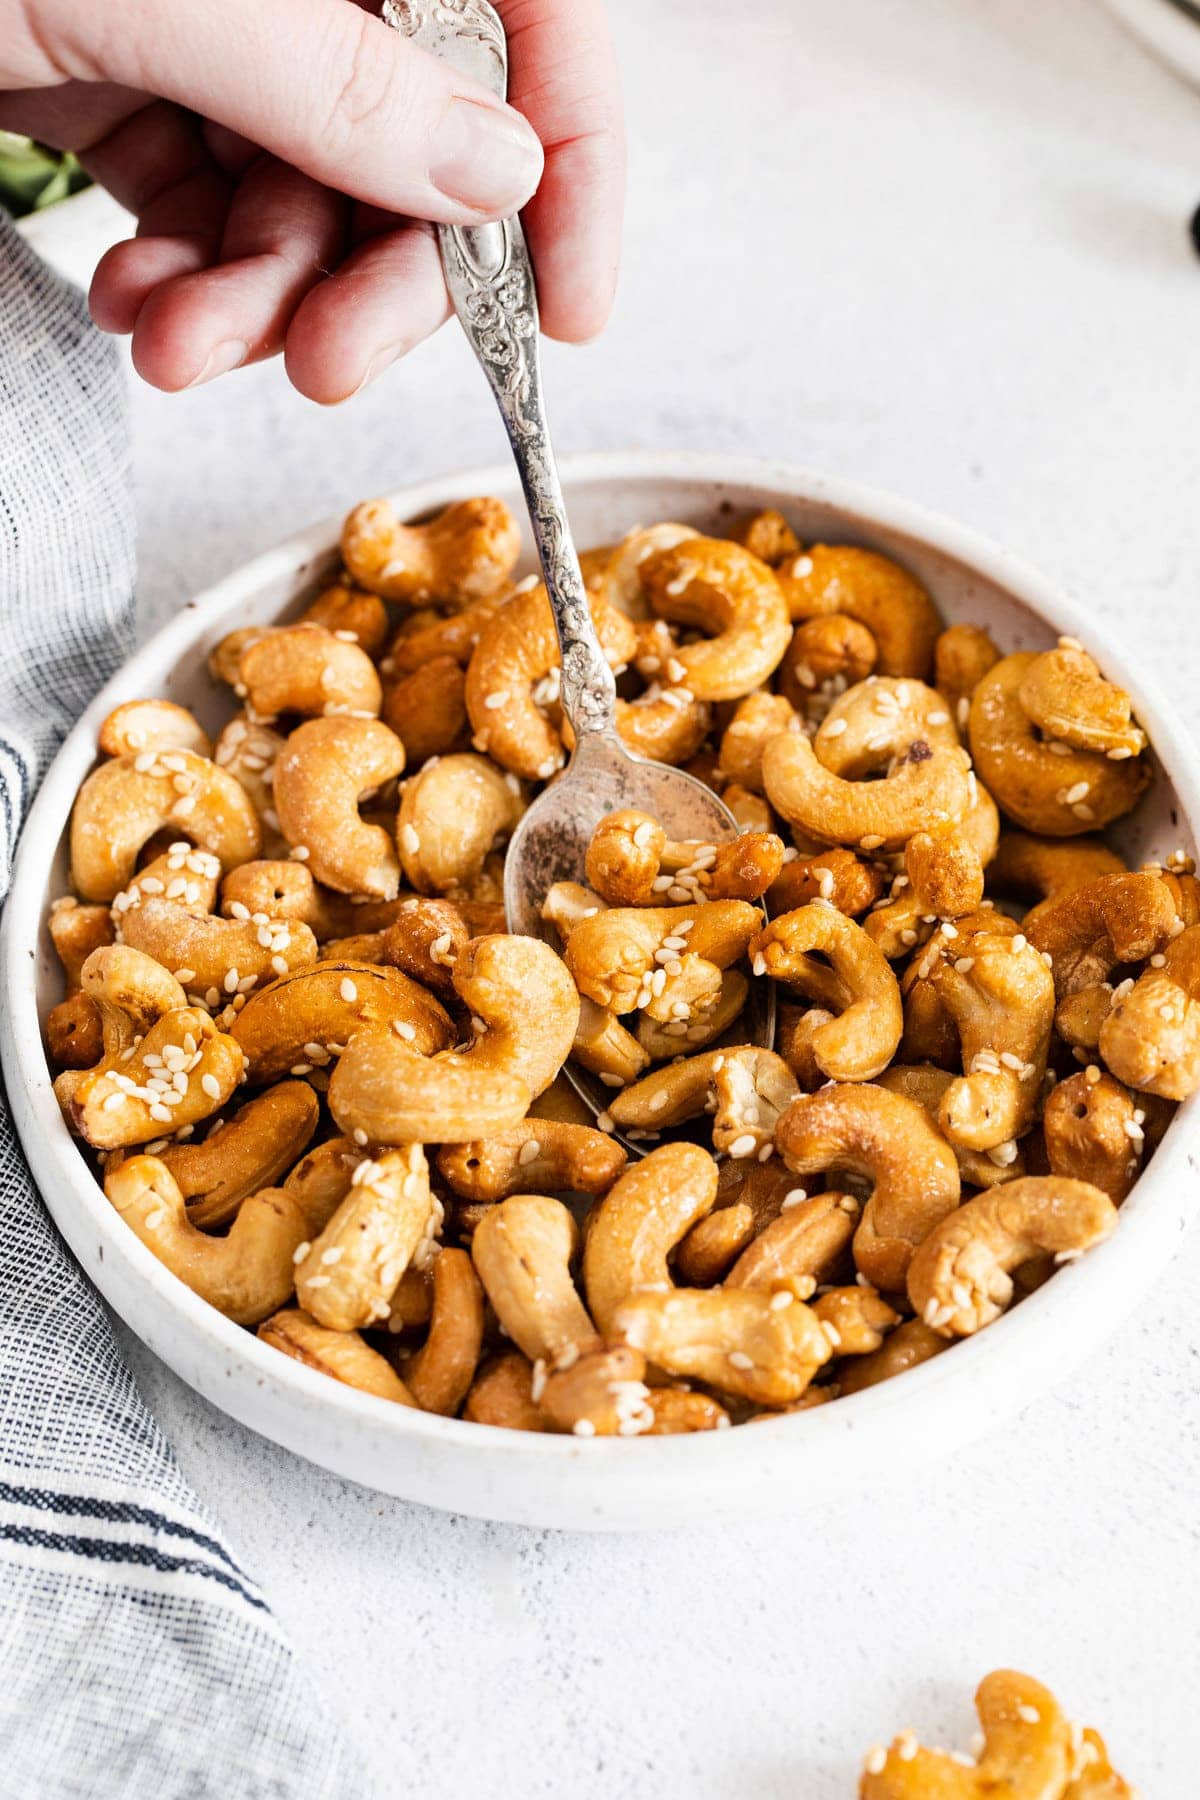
[{"x1": 5, "y1": 448, "x2": 1198, "y2": 1489}]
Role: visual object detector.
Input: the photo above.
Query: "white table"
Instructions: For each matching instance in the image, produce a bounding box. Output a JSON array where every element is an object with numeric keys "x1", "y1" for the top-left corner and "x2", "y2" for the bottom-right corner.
[{"x1": 109, "y1": 1, "x2": 1200, "y2": 1791}]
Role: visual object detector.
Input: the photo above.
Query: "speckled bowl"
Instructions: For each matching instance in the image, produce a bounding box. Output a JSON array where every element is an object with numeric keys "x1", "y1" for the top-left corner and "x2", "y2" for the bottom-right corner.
[{"x1": 4, "y1": 453, "x2": 1196, "y2": 1530}]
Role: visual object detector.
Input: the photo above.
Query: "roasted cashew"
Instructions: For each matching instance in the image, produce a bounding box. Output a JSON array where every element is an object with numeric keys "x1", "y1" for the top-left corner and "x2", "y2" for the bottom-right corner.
[
  {"x1": 565, "y1": 900, "x2": 759, "y2": 1013},
  {"x1": 859, "y1": 1670, "x2": 1078, "y2": 1798},
  {"x1": 775, "y1": 1002, "x2": 838, "y2": 1089},
  {"x1": 1043, "y1": 1070, "x2": 1144, "y2": 1202},
  {"x1": 463, "y1": 1352, "x2": 549, "y2": 1431},
  {"x1": 1018, "y1": 641, "x2": 1146, "y2": 759},
  {"x1": 865, "y1": 826, "x2": 989, "y2": 962},
  {"x1": 614, "y1": 1285, "x2": 831, "y2": 1408},
  {"x1": 395, "y1": 1248, "x2": 485, "y2": 1415},
  {"x1": 471, "y1": 1194, "x2": 594, "y2": 1364},
  {"x1": 775, "y1": 1083, "x2": 962, "y2": 1292},
  {"x1": 768, "y1": 849, "x2": 884, "y2": 921},
  {"x1": 641, "y1": 1390, "x2": 732, "y2": 1434},
  {"x1": 674, "y1": 1158, "x2": 797, "y2": 1285},
  {"x1": 436, "y1": 1120, "x2": 627, "y2": 1201},
  {"x1": 778, "y1": 613, "x2": 878, "y2": 711},
  {"x1": 118, "y1": 896, "x2": 317, "y2": 1011},
  {"x1": 934, "y1": 621, "x2": 1000, "y2": 727},
  {"x1": 99, "y1": 699, "x2": 212, "y2": 760},
  {"x1": 876, "y1": 1064, "x2": 1026, "y2": 1189},
  {"x1": 341, "y1": 494, "x2": 521, "y2": 605},
  {"x1": 382, "y1": 655, "x2": 469, "y2": 764},
  {"x1": 232, "y1": 959, "x2": 453, "y2": 1084},
  {"x1": 718, "y1": 692, "x2": 798, "y2": 793},
  {"x1": 730, "y1": 508, "x2": 800, "y2": 566},
  {"x1": 48, "y1": 896, "x2": 114, "y2": 990},
  {"x1": 385, "y1": 596, "x2": 504, "y2": 677},
  {"x1": 726, "y1": 1192, "x2": 861, "y2": 1293},
  {"x1": 47, "y1": 993, "x2": 104, "y2": 1069},
  {"x1": 463, "y1": 580, "x2": 636, "y2": 779},
  {"x1": 328, "y1": 935, "x2": 579, "y2": 1143},
  {"x1": 636, "y1": 966, "x2": 750, "y2": 1058},
  {"x1": 907, "y1": 1176, "x2": 1116, "y2": 1336},
  {"x1": 238, "y1": 623, "x2": 382, "y2": 721},
  {"x1": 969, "y1": 653, "x2": 1149, "y2": 835},
  {"x1": 70, "y1": 750, "x2": 261, "y2": 902},
  {"x1": 925, "y1": 929, "x2": 1055, "y2": 1152},
  {"x1": 283, "y1": 1135, "x2": 369, "y2": 1234},
  {"x1": 777, "y1": 544, "x2": 941, "y2": 677},
  {"x1": 302, "y1": 580, "x2": 389, "y2": 658},
  {"x1": 213, "y1": 715, "x2": 289, "y2": 857},
  {"x1": 374, "y1": 898, "x2": 470, "y2": 998},
  {"x1": 1099, "y1": 923, "x2": 1200, "y2": 1099},
  {"x1": 583, "y1": 1142, "x2": 719, "y2": 1336},
  {"x1": 602, "y1": 678, "x2": 714, "y2": 767},
  {"x1": 106, "y1": 1156, "x2": 308, "y2": 1326},
  {"x1": 1023, "y1": 871, "x2": 1178, "y2": 1004},
  {"x1": 589, "y1": 523, "x2": 701, "y2": 619},
  {"x1": 572, "y1": 997, "x2": 650, "y2": 1084},
  {"x1": 609, "y1": 1047, "x2": 798, "y2": 1159},
  {"x1": 752, "y1": 904, "x2": 903, "y2": 1081},
  {"x1": 107, "y1": 1081, "x2": 320, "y2": 1229},
  {"x1": 814, "y1": 678, "x2": 960, "y2": 779},
  {"x1": 295, "y1": 1145, "x2": 441, "y2": 1331},
  {"x1": 220, "y1": 860, "x2": 412, "y2": 942},
  {"x1": 273, "y1": 715, "x2": 405, "y2": 898},
  {"x1": 640, "y1": 536, "x2": 793, "y2": 701},
  {"x1": 397, "y1": 753, "x2": 522, "y2": 895},
  {"x1": 990, "y1": 831, "x2": 1128, "y2": 904},
  {"x1": 811, "y1": 1285, "x2": 900, "y2": 1355},
  {"x1": 258, "y1": 1308, "x2": 415, "y2": 1404},
  {"x1": 838, "y1": 1317, "x2": 948, "y2": 1395},
  {"x1": 583, "y1": 808, "x2": 783, "y2": 906},
  {"x1": 762, "y1": 729, "x2": 972, "y2": 854}
]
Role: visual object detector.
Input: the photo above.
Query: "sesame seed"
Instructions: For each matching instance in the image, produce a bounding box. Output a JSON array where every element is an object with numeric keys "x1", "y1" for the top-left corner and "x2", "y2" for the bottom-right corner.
[
  {"x1": 863, "y1": 1748, "x2": 886, "y2": 1776},
  {"x1": 340, "y1": 978, "x2": 358, "y2": 1004},
  {"x1": 728, "y1": 1133, "x2": 757, "y2": 1158},
  {"x1": 353, "y1": 1128, "x2": 369, "y2": 1146},
  {"x1": 518, "y1": 1139, "x2": 542, "y2": 1165},
  {"x1": 727, "y1": 1350, "x2": 754, "y2": 1370},
  {"x1": 572, "y1": 1419, "x2": 596, "y2": 1438},
  {"x1": 201, "y1": 1073, "x2": 221, "y2": 1100},
  {"x1": 1017, "y1": 1704, "x2": 1040, "y2": 1725}
]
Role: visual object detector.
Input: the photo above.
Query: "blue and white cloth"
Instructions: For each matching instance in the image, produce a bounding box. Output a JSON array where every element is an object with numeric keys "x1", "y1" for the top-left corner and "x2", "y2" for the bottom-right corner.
[{"x1": 0, "y1": 214, "x2": 356, "y2": 1798}]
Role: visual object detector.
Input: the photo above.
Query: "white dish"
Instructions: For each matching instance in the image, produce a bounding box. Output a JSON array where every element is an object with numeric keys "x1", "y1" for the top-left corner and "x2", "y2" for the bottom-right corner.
[{"x1": 3, "y1": 452, "x2": 1196, "y2": 1531}]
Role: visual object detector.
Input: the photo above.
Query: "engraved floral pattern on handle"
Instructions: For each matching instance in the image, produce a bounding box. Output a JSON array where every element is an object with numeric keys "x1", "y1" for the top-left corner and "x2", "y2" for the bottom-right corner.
[{"x1": 382, "y1": 0, "x2": 618, "y2": 742}]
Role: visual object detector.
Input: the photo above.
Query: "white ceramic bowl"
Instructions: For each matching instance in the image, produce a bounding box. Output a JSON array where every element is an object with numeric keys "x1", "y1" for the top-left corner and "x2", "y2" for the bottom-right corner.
[{"x1": 4, "y1": 452, "x2": 1197, "y2": 1531}]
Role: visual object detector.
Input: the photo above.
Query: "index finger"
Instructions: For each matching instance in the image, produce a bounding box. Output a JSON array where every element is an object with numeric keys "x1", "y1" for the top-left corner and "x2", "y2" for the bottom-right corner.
[{"x1": 499, "y1": 0, "x2": 626, "y2": 341}]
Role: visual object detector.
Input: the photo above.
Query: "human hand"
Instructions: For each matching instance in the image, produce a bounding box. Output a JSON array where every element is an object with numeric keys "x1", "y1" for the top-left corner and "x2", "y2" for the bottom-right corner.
[{"x1": 0, "y1": 0, "x2": 623, "y2": 400}]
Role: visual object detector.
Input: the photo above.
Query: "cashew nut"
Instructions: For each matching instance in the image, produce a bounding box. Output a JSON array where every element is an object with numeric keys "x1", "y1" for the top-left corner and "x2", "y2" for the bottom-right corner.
[
  {"x1": 273, "y1": 715, "x2": 405, "y2": 899},
  {"x1": 99, "y1": 699, "x2": 212, "y2": 761},
  {"x1": 341, "y1": 495, "x2": 521, "y2": 605},
  {"x1": 718, "y1": 692, "x2": 798, "y2": 794},
  {"x1": 1043, "y1": 1069, "x2": 1145, "y2": 1202},
  {"x1": 609, "y1": 1047, "x2": 798, "y2": 1160},
  {"x1": 859, "y1": 1670, "x2": 1080, "y2": 1798},
  {"x1": 70, "y1": 750, "x2": 261, "y2": 902},
  {"x1": 436, "y1": 1119, "x2": 627, "y2": 1201},
  {"x1": 726, "y1": 1191, "x2": 861, "y2": 1293},
  {"x1": 763, "y1": 729, "x2": 972, "y2": 854},
  {"x1": 779, "y1": 613, "x2": 878, "y2": 711},
  {"x1": 925, "y1": 928, "x2": 1056, "y2": 1152},
  {"x1": 231, "y1": 959, "x2": 453, "y2": 1084},
  {"x1": 768, "y1": 849, "x2": 884, "y2": 920},
  {"x1": 934, "y1": 621, "x2": 1000, "y2": 725},
  {"x1": 752, "y1": 904, "x2": 903, "y2": 1081},
  {"x1": 565, "y1": 900, "x2": 760, "y2": 1013},
  {"x1": 640, "y1": 536, "x2": 793, "y2": 700},
  {"x1": 584, "y1": 1142, "x2": 719, "y2": 1336},
  {"x1": 395, "y1": 1248, "x2": 485, "y2": 1415},
  {"x1": 48, "y1": 895, "x2": 114, "y2": 990},
  {"x1": 238, "y1": 623, "x2": 382, "y2": 721},
  {"x1": 778, "y1": 545, "x2": 941, "y2": 677},
  {"x1": 1018, "y1": 641, "x2": 1147, "y2": 759},
  {"x1": 397, "y1": 753, "x2": 522, "y2": 895},
  {"x1": 295, "y1": 1145, "x2": 441, "y2": 1331},
  {"x1": 258, "y1": 1308, "x2": 414, "y2": 1404},
  {"x1": 213, "y1": 715, "x2": 289, "y2": 857},
  {"x1": 875, "y1": 1064, "x2": 1026, "y2": 1190},
  {"x1": 382, "y1": 654, "x2": 470, "y2": 764},
  {"x1": 302, "y1": 580, "x2": 389, "y2": 658},
  {"x1": 1099, "y1": 923, "x2": 1200, "y2": 1099},
  {"x1": 838, "y1": 1317, "x2": 948, "y2": 1396},
  {"x1": 614, "y1": 1285, "x2": 831, "y2": 1408}
]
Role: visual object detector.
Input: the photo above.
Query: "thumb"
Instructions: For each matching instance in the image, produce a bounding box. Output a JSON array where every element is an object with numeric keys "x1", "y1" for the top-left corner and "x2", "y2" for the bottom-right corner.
[{"x1": 54, "y1": 0, "x2": 544, "y2": 221}]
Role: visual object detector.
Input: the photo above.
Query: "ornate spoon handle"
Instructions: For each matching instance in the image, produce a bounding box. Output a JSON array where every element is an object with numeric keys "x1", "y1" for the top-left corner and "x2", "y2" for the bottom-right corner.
[{"x1": 382, "y1": 0, "x2": 617, "y2": 743}]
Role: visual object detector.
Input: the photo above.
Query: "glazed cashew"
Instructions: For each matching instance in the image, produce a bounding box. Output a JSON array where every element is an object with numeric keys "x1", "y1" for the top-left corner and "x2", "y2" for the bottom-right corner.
[
  {"x1": 838, "y1": 1317, "x2": 948, "y2": 1396},
  {"x1": 231, "y1": 959, "x2": 453, "y2": 1084},
  {"x1": 463, "y1": 580, "x2": 636, "y2": 779},
  {"x1": 70, "y1": 750, "x2": 261, "y2": 902},
  {"x1": 718, "y1": 692, "x2": 798, "y2": 794},
  {"x1": 589, "y1": 523, "x2": 701, "y2": 619},
  {"x1": 396, "y1": 753, "x2": 522, "y2": 895},
  {"x1": 674, "y1": 1159, "x2": 798, "y2": 1285},
  {"x1": 213, "y1": 715, "x2": 289, "y2": 857},
  {"x1": 925, "y1": 929, "x2": 1055, "y2": 1152},
  {"x1": 722, "y1": 778, "x2": 775, "y2": 833},
  {"x1": 258, "y1": 1308, "x2": 415, "y2": 1404},
  {"x1": 775, "y1": 1002, "x2": 838, "y2": 1089},
  {"x1": 583, "y1": 1142, "x2": 719, "y2": 1336},
  {"x1": 52, "y1": 944, "x2": 182, "y2": 1108},
  {"x1": 219, "y1": 860, "x2": 412, "y2": 942},
  {"x1": 273, "y1": 715, "x2": 405, "y2": 898},
  {"x1": 98, "y1": 699, "x2": 212, "y2": 760},
  {"x1": 436, "y1": 1120, "x2": 627, "y2": 1201},
  {"x1": 108, "y1": 1081, "x2": 320, "y2": 1229},
  {"x1": 584, "y1": 809, "x2": 783, "y2": 906},
  {"x1": 1023, "y1": 871, "x2": 1178, "y2": 1004},
  {"x1": 236, "y1": 623, "x2": 382, "y2": 722},
  {"x1": 381, "y1": 655, "x2": 469, "y2": 764},
  {"x1": 283, "y1": 1135, "x2": 369, "y2": 1234},
  {"x1": 301, "y1": 580, "x2": 389, "y2": 658},
  {"x1": 1043, "y1": 1070, "x2": 1144, "y2": 1202},
  {"x1": 775, "y1": 1083, "x2": 962, "y2": 1292},
  {"x1": 395, "y1": 1248, "x2": 485, "y2": 1415},
  {"x1": 1018, "y1": 641, "x2": 1146, "y2": 759},
  {"x1": 990, "y1": 831, "x2": 1128, "y2": 904},
  {"x1": 1099, "y1": 923, "x2": 1200, "y2": 1099},
  {"x1": 812, "y1": 1285, "x2": 900, "y2": 1355},
  {"x1": 778, "y1": 613, "x2": 878, "y2": 711},
  {"x1": 118, "y1": 896, "x2": 317, "y2": 1007},
  {"x1": 751, "y1": 905, "x2": 903, "y2": 1082},
  {"x1": 471, "y1": 1193, "x2": 594, "y2": 1365},
  {"x1": 726, "y1": 1191, "x2": 861, "y2": 1293},
  {"x1": 106, "y1": 1156, "x2": 308, "y2": 1325},
  {"x1": 876, "y1": 1064, "x2": 1026, "y2": 1189},
  {"x1": 572, "y1": 997, "x2": 650, "y2": 1085},
  {"x1": 373, "y1": 898, "x2": 470, "y2": 998},
  {"x1": 48, "y1": 896, "x2": 114, "y2": 990},
  {"x1": 385, "y1": 596, "x2": 504, "y2": 676},
  {"x1": 609, "y1": 1047, "x2": 798, "y2": 1160},
  {"x1": 859, "y1": 1670, "x2": 1077, "y2": 1798},
  {"x1": 813, "y1": 678, "x2": 960, "y2": 779},
  {"x1": 907, "y1": 1176, "x2": 1117, "y2": 1336},
  {"x1": 762, "y1": 730, "x2": 972, "y2": 854},
  {"x1": 636, "y1": 966, "x2": 750, "y2": 1059},
  {"x1": 463, "y1": 1352, "x2": 549, "y2": 1430},
  {"x1": 640, "y1": 536, "x2": 793, "y2": 701},
  {"x1": 328, "y1": 935, "x2": 579, "y2": 1143},
  {"x1": 565, "y1": 900, "x2": 759, "y2": 1013},
  {"x1": 47, "y1": 992, "x2": 104, "y2": 1069},
  {"x1": 864, "y1": 807, "x2": 994, "y2": 961},
  {"x1": 729, "y1": 508, "x2": 799, "y2": 566},
  {"x1": 614, "y1": 1285, "x2": 831, "y2": 1408},
  {"x1": 341, "y1": 494, "x2": 521, "y2": 605},
  {"x1": 295, "y1": 1145, "x2": 441, "y2": 1332},
  {"x1": 969, "y1": 653, "x2": 1148, "y2": 835},
  {"x1": 768, "y1": 849, "x2": 884, "y2": 920},
  {"x1": 933, "y1": 621, "x2": 1000, "y2": 725},
  {"x1": 777, "y1": 544, "x2": 941, "y2": 677}
]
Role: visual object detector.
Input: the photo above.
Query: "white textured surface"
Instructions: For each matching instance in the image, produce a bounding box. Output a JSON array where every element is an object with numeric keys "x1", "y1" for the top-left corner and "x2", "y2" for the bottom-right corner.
[{"x1": 106, "y1": 0, "x2": 1200, "y2": 1791}]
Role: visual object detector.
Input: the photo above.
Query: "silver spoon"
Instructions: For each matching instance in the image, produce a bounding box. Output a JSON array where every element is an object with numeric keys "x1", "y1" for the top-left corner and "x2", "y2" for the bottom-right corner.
[{"x1": 383, "y1": 0, "x2": 774, "y2": 1131}]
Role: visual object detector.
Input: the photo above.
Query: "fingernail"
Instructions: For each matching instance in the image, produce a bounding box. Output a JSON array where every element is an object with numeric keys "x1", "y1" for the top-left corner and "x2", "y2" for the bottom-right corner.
[
  {"x1": 188, "y1": 338, "x2": 247, "y2": 387},
  {"x1": 429, "y1": 99, "x2": 543, "y2": 212},
  {"x1": 346, "y1": 341, "x2": 407, "y2": 402}
]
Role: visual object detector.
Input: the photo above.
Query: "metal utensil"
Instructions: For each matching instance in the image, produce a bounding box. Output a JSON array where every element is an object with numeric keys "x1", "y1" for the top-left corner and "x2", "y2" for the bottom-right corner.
[{"x1": 383, "y1": 0, "x2": 774, "y2": 1135}]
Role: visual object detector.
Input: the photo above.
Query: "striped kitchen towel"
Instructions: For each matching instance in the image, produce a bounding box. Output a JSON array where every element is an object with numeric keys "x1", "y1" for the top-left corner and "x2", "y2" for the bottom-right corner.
[{"x1": 0, "y1": 213, "x2": 359, "y2": 1798}]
